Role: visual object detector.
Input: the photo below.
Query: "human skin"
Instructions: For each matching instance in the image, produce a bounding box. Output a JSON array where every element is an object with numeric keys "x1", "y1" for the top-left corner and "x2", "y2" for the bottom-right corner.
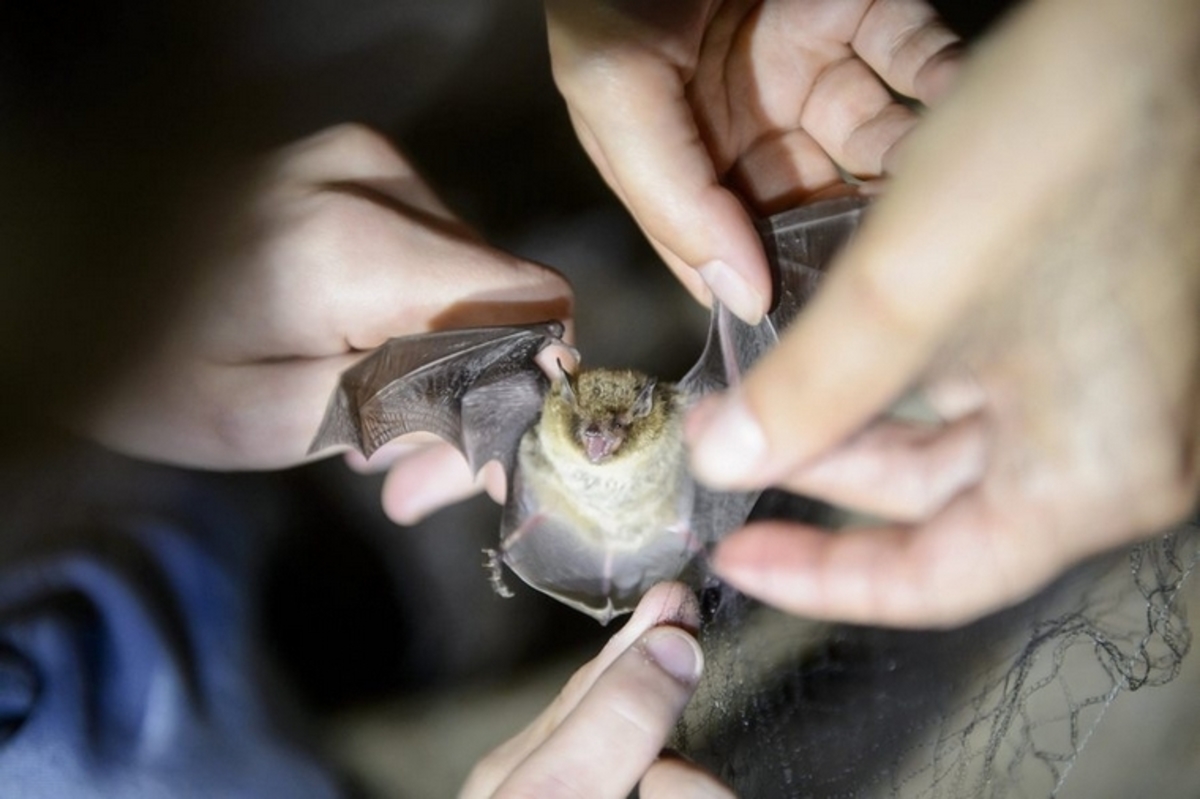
[
  {"x1": 460, "y1": 582, "x2": 731, "y2": 799},
  {"x1": 551, "y1": 0, "x2": 1200, "y2": 628},
  {"x1": 545, "y1": 0, "x2": 961, "y2": 323},
  {"x1": 380, "y1": 0, "x2": 961, "y2": 523},
  {"x1": 84, "y1": 124, "x2": 572, "y2": 474}
]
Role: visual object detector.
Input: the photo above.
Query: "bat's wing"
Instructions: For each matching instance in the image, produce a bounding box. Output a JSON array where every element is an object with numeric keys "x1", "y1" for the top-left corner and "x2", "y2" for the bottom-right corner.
[
  {"x1": 678, "y1": 193, "x2": 869, "y2": 399},
  {"x1": 678, "y1": 192, "x2": 870, "y2": 543},
  {"x1": 308, "y1": 321, "x2": 564, "y2": 475},
  {"x1": 761, "y1": 191, "x2": 869, "y2": 330}
]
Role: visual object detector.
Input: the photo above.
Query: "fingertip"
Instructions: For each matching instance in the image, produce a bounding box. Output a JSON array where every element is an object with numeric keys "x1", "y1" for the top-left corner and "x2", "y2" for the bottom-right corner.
[
  {"x1": 380, "y1": 467, "x2": 429, "y2": 526},
  {"x1": 710, "y1": 523, "x2": 826, "y2": 616},
  {"x1": 632, "y1": 581, "x2": 702, "y2": 632},
  {"x1": 642, "y1": 756, "x2": 735, "y2": 799},
  {"x1": 342, "y1": 449, "x2": 372, "y2": 473},
  {"x1": 690, "y1": 188, "x2": 773, "y2": 323},
  {"x1": 697, "y1": 259, "x2": 766, "y2": 325},
  {"x1": 597, "y1": 582, "x2": 701, "y2": 669},
  {"x1": 713, "y1": 518, "x2": 1024, "y2": 629},
  {"x1": 711, "y1": 523, "x2": 790, "y2": 578},
  {"x1": 686, "y1": 392, "x2": 771, "y2": 489},
  {"x1": 379, "y1": 444, "x2": 480, "y2": 525},
  {"x1": 644, "y1": 190, "x2": 771, "y2": 324},
  {"x1": 534, "y1": 341, "x2": 581, "y2": 381},
  {"x1": 480, "y1": 462, "x2": 508, "y2": 505},
  {"x1": 913, "y1": 42, "x2": 963, "y2": 106}
]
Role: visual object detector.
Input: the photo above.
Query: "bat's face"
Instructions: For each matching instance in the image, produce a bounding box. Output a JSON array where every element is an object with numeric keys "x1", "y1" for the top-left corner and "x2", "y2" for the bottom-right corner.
[{"x1": 541, "y1": 370, "x2": 674, "y2": 465}]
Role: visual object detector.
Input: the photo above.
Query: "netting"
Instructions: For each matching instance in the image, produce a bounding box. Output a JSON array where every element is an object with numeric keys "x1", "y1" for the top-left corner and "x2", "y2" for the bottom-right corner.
[{"x1": 673, "y1": 504, "x2": 1198, "y2": 798}]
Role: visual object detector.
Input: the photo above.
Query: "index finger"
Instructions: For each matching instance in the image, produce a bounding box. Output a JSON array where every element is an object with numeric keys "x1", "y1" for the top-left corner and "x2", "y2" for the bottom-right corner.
[{"x1": 546, "y1": 0, "x2": 772, "y2": 323}]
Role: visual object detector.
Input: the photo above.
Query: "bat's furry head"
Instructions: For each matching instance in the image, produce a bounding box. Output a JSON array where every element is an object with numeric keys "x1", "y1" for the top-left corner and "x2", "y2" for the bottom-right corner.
[{"x1": 543, "y1": 368, "x2": 677, "y2": 464}]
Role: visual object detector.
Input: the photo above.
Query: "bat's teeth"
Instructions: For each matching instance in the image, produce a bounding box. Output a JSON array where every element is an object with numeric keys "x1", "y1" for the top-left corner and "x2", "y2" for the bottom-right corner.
[{"x1": 584, "y1": 431, "x2": 622, "y2": 463}]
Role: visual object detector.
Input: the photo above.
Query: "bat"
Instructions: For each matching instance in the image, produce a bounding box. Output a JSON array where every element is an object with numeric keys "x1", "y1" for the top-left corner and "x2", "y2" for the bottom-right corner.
[{"x1": 309, "y1": 193, "x2": 869, "y2": 623}]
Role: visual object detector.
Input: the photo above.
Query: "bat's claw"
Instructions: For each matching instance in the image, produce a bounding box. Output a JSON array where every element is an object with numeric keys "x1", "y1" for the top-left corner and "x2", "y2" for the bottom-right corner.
[
  {"x1": 483, "y1": 548, "x2": 515, "y2": 599},
  {"x1": 536, "y1": 341, "x2": 580, "y2": 380}
]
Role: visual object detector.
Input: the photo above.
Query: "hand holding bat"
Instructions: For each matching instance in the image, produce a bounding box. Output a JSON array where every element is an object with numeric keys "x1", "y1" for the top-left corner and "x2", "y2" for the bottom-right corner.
[
  {"x1": 689, "y1": 0, "x2": 1200, "y2": 628},
  {"x1": 84, "y1": 124, "x2": 572, "y2": 471},
  {"x1": 545, "y1": 0, "x2": 961, "y2": 322},
  {"x1": 310, "y1": 195, "x2": 867, "y2": 622}
]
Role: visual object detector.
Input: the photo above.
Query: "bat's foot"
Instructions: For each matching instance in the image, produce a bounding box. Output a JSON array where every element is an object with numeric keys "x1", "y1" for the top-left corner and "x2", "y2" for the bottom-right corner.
[{"x1": 482, "y1": 548, "x2": 515, "y2": 599}]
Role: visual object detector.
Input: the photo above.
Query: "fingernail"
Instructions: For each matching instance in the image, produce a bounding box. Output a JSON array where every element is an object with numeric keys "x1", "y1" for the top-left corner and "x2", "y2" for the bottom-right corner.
[
  {"x1": 698, "y1": 260, "x2": 765, "y2": 325},
  {"x1": 689, "y1": 395, "x2": 768, "y2": 487},
  {"x1": 642, "y1": 627, "x2": 703, "y2": 686}
]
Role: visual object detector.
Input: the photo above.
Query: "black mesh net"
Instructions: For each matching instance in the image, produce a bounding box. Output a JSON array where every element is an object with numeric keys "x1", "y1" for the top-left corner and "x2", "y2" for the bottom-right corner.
[{"x1": 673, "y1": 505, "x2": 1198, "y2": 798}]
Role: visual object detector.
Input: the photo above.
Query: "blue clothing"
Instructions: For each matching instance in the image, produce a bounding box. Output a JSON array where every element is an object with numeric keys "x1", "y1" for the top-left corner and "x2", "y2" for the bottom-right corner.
[{"x1": 0, "y1": 447, "x2": 348, "y2": 798}]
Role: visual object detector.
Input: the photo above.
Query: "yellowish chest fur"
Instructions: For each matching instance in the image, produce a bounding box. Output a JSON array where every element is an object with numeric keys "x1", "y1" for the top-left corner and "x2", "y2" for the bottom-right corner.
[{"x1": 517, "y1": 410, "x2": 691, "y2": 546}]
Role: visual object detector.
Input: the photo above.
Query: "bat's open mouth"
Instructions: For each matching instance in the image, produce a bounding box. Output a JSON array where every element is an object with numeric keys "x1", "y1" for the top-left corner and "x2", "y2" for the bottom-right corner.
[{"x1": 583, "y1": 425, "x2": 623, "y2": 462}]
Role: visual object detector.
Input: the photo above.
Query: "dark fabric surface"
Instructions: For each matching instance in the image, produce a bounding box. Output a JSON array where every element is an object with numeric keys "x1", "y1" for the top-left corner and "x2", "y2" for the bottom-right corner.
[{"x1": 0, "y1": 443, "x2": 352, "y2": 797}]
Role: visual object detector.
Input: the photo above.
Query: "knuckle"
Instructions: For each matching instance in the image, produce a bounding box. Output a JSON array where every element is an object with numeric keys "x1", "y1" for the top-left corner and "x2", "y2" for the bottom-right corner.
[
  {"x1": 319, "y1": 122, "x2": 402, "y2": 166},
  {"x1": 273, "y1": 198, "x2": 348, "y2": 272},
  {"x1": 292, "y1": 188, "x2": 389, "y2": 256},
  {"x1": 285, "y1": 122, "x2": 407, "y2": 179},
  {"x1": 604, "y1": 684, "x2": 671, "y2": 740}
]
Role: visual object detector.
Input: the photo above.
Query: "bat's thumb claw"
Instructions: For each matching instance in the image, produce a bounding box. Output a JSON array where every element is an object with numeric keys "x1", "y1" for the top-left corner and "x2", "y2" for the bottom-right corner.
[{"x1": 536, "y1": 342, "x2": 580, "y2": 379}]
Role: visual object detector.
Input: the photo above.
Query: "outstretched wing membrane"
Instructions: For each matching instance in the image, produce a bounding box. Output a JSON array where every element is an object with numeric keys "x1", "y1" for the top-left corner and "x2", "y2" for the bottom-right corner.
[
  {"x1": 309, "y1": 321, "x2": 564, "y2": 475},
  {"x1": 679, "y1": 192, "x2": 870, "y2": 400},
  {"x1": 762, "y1": 192, "x2": 869, "y2": 330},
  {"x1": 679, "y1": 193, "x2": 870, "y2": 544}
]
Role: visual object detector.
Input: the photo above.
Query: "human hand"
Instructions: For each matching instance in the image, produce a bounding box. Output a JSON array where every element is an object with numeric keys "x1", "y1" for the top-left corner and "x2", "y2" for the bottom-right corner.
[
  {"x1": 85, "y1": 124, "x2": 572, "y2": 475},
  {"x1": 462, "y1": 582, "x2": 731, "y2": 799},
  {"x1": 688, "y1": 0, "x2": 1200, "y2": 627},
  {"x1": 545, "y1": 0, "x2": 960, "y2": 322}
]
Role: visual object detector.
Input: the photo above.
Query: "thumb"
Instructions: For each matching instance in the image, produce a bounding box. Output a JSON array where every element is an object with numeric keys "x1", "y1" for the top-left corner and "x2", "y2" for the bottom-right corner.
[{"x1": 686, "y1": 143, "x2": 1006, "y2": 487}]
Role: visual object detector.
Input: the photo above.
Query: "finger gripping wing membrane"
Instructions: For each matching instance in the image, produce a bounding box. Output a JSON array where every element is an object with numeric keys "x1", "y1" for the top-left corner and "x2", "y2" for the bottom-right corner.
[
  {"x1": 308, "y1": 321, "x2": 563, "y2": 474},
  {"x1": 760, "y1": 192, "x2": 868, "y2": 329},
  {"x1": 678, "y1": 194, "x2": 870, "y2": 549},
  {"x1": 679, "y1": 193, "x2": 869, "y2": 400}
]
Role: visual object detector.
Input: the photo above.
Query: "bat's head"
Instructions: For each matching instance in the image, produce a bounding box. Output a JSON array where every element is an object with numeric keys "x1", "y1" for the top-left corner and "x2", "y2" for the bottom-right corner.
[{"x1": 545, "y1": 368, "x2": 674, "y2": 464}]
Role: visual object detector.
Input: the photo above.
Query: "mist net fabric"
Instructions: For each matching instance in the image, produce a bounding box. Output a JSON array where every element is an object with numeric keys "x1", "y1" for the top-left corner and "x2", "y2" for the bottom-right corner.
[{"x1": 674, "y1": 501, "x2": 1198, "y2": 798}]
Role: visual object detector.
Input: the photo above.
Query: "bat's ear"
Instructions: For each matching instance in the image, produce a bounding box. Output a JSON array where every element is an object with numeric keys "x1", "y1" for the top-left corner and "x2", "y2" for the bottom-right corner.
[
  {"x1": 556, "y1": 359, "x2": 578, "y2": 406},
  {"x1": 631, "y1": 378, "x2": 657, "y2": 419}
]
